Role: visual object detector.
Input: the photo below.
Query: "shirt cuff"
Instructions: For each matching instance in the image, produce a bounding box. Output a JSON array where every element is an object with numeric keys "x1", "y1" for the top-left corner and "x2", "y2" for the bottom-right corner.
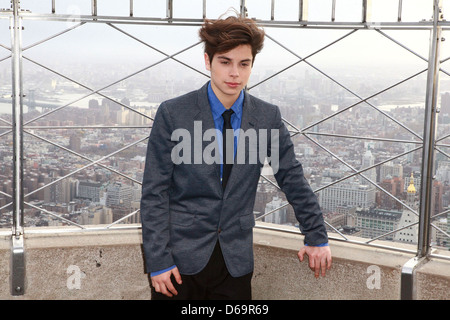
[
  {"x1": 305, "y1": 242, "x2": 329, "y2": 247},
  {"x1": 150, "y1": 265, "x2": 176, "y2": 277}
]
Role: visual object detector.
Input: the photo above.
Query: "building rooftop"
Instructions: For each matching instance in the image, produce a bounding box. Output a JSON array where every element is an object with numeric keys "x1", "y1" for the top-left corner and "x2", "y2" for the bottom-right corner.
[{"x1": 0, "y1": 0, "x2": 449, "y2": 299}]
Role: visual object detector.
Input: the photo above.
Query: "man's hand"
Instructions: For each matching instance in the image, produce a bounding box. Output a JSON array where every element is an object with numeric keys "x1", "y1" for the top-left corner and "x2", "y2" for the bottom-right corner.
[
  {"x1": 298, "y1": 245, "x2": 332, "y2": 278},
  {"x1": 151, "y1": 267, "x2": 182, "y2": 297}
]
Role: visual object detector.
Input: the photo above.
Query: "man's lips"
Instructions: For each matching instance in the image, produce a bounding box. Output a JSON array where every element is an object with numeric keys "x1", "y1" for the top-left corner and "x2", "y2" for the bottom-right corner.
[{"x1": 225, "y1": 82, "x2": 240, "y2": 88}]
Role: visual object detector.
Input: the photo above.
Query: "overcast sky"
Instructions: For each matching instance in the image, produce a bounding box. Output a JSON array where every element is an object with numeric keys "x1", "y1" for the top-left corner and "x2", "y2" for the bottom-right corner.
[{"x1": 0, "y1": 0, "x2": 447, "y2": 74}]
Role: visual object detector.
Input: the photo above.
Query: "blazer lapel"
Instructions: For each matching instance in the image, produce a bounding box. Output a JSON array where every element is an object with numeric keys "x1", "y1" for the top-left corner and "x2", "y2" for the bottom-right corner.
[
  {"x1": 194, "y1": 83, "x2": 214, "y2": 126},
  {"x1": 194, "y1": 83, "x2": 223, "y2": 192}
]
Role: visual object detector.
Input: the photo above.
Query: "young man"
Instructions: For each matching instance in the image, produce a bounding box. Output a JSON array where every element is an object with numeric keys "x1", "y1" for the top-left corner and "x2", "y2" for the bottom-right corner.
[{"x1": 140, "y1": 16, "x2": 331, "y2": 300}]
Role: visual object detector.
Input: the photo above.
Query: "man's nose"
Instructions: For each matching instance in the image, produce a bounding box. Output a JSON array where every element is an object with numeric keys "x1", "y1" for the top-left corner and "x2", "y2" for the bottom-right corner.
[{"x1": 230, "y1": 64, "x2": 239, "y2": 77}]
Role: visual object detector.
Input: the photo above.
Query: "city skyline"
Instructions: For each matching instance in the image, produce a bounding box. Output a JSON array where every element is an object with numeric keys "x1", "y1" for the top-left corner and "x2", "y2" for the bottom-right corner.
[
  {"x1": 0, "y1": 60, "x2": 448, "y2": 249},
  {"x1": 0, "y1": 1, "x2": 449, "y2": 251}
]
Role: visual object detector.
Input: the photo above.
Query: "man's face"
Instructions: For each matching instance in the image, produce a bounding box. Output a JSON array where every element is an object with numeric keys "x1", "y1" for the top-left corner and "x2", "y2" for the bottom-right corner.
[{"x1": 204, "y1": 44, "x2": 253, "y2": 108}]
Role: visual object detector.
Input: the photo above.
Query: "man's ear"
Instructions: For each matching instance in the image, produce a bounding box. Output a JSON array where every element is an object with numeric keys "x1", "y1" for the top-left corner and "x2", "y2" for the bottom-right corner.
[{"x1": 204, "y1": 52, "x2": 211, "y2": 71}]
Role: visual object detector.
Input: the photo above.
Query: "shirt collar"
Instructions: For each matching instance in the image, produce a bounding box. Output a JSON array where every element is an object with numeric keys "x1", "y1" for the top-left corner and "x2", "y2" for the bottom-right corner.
[{"x1": 207, "y1": 81, "x2": 244, "y2": 121}]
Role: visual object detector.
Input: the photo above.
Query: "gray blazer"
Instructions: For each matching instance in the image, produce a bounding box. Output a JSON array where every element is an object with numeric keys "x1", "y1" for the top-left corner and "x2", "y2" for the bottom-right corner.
[{"x1": 140, "y1": 82, "x2": 328, "y2": 277}]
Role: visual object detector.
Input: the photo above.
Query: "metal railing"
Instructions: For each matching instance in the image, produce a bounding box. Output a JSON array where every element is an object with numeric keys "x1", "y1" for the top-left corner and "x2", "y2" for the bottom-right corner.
[{"x1": 0, "y1": 0, "x2": 449, "y2": 298}]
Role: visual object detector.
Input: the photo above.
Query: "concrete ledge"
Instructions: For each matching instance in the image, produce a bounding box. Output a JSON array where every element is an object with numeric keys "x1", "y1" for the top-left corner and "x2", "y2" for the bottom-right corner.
[
  {"x1": 415, "y1": 257, "x2": 450, "y2": 300},
  {"x1": 253, "y1": 224, "x2": 415, "y2": 300},
  {"x1": 0, "y1": 224, "x2": 449, "y2": 299},
  {"x1": 0, "y1": 226, "x2": 152, "y2": 300}
]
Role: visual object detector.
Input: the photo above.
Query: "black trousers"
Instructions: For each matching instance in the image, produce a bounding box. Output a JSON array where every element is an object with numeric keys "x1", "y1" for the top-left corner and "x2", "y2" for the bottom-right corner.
[{"x1": 151, "y1": 242, "x2": 252, "y2": 300}]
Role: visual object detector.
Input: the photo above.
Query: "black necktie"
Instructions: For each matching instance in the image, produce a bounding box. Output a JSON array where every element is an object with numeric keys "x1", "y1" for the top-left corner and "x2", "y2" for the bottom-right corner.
[{"x1": 222, "y1": 109, "x2": 234, "y2": 189}]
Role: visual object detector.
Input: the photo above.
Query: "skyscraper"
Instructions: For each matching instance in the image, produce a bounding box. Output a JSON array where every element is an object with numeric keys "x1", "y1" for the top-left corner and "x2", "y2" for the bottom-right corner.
[
  {"x1": 395, "y1": 173, "x2": 419, "y2": 244},
  {"x1": 360, "y1": 149, "x2": 376, "y2": 185},
  {"x1": 105, "y1": 181, "x2": 132, "y2": 209},
  {"x1": 319, "y1": 178, "x2": 376, "y2": 212},
  {"x1": 263, "y1": 196, "x2": 288, "y2": 225}
]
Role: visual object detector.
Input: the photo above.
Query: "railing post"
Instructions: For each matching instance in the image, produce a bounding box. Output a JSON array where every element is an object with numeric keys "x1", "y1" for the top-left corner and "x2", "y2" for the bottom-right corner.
[
  {"x1": 299, "y1": 0, "x2": 308, "y2": 22},
  {"x1": 11, "y1": 235, "x2": 25, "y2": 296},
  {"x1": 401, "y1": 0, "x2": 442, "y2": 301},
  {"x1": 398, "y1": 0, "x2": 403, "y2": 22},
  {"x1": 240, "y1": 0, "x2": 247, "y2": 17},
  {"x1": 400, "y1": 256, "x2": 427, "y2": 300},
  {"x1": 91, "y1": 0, "x2": 97, "y2": 17},
  {"x1": 166, "y1": 0, "x2": 173, "y2": 22},
  {"x1": 10, "y1": 0, "x2": 25, "y2": 296},
  {"x1": 362, "y1": 0, "x2": 371, "y2": 23},
  {"x1": 418, "y1": 0, "x2": 442, "y2": 259}
]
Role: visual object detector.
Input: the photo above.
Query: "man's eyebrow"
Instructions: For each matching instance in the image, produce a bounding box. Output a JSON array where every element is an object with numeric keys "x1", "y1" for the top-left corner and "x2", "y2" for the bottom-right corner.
[{"x1": 217, "y1": 56, "x2": 252, "y2": 63}]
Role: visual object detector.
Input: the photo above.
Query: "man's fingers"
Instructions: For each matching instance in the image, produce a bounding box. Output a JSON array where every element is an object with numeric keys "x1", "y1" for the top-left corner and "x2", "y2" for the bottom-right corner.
[
  {"x1": 152, "y1": 280, "x2": 159, "y2": 293},
  {"x1": 153, "y1": 280, "x2": 173, "y2": 298},
  {"x1": 313, "y1": 257, "x2": 320, "y2": 278},
  {"x1": 309, "y1": 256, "x2": 316, "y2": 273},
  {"x1": 160, "y1": 284, "x2": 173, "y2": 297},
  {"x1": 298, "y1": 246, "x2": 332, "y2": 278},
  {"x1": 173, "y1": 267, "x2": 182, "y2": 285},
  {"x1": 151, "y1": 269, "x2": 181, "y2": 297},
  {"x1": 165, "y1": 279, "x2": 178, "y2": 297},
  {"x1": 155, "y1": 279, "x2": 175, "y2": 297},
  {"x1": 297, "y1": 247, "x2": 305, "y2": 262},
  {"x1": 321, "y1": 256, "x2": 327, "y2": 276}
]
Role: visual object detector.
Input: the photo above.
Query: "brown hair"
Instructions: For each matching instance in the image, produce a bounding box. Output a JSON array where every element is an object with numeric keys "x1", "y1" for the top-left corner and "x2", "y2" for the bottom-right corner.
[{"x1": 199, "y1": 16, "x2": 265, "y2": 65}]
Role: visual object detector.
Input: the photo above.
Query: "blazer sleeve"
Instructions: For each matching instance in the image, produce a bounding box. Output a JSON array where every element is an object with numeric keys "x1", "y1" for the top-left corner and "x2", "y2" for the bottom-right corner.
[
  {"x1": 270, "y1": 106, "x2": 329, "y2": 246},
  {"x1": 140, "y1": 103, "x2": 176, "y2": 274}
]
